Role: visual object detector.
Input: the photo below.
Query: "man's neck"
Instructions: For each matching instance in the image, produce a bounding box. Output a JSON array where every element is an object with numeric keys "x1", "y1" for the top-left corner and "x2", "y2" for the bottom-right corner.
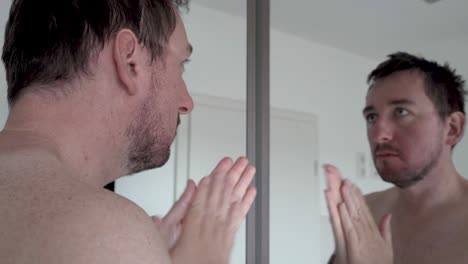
[
  {"x1": 2, "y1": 92, "x2": 128, "y2": 187},
  {"x1": 395, "y1": 158, "x2": 466, "y2": 215}
]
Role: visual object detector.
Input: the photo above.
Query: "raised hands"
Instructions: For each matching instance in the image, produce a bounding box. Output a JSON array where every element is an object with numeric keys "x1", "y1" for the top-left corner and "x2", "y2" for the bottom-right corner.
[
  {"x1": 171, "y1": 157, "x2": 257, "y2": 264},
  {"x1": 324, "y1": 164, "x2": 393, "y2": 264}
]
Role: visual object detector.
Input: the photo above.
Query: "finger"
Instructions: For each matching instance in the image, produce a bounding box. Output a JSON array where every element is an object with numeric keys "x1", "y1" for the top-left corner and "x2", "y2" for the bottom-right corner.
[
  {"x1": 230, "y1": 186, "x2": 257, "y2": 231},
  {"x1": 339, "y1": 202, "x2": 358, "y2": 247},
  {"x1": 223, "y1": 157, "x2": 250, "y2": 202},
  {"x1": 325, "y1": 189, "x2": 347, "y2": 257},
  {"x1": 379, "y1": 214, "x2": 393, "y2": 246},
  {"x1": 151, "y1": 215, "x2": 172, "y2": 248},
  {"x1": 163, "y1": 179, "x2": 197, "y2": 225},
  {"x1": 211, "y1": 157, "x2": 235, "y2": 175},
  {"x1": 323, "y1": 164, "x2": 344, "y2": 205},
  {"x1": 241, "y1": 186, "x2": 257, "y2": 216},
  {"x1": 350, "y1": 183, "x2": 378, "y2": 233},
  {"x1": 341, "y1": 180, "x2": 360, "y2": 220},
  {"x1": 324, "y1": 165, "x2": 347, "y2": 249},
  {"x1": 324, "y1": 164, "x2": 343, "y2": 191},
  {"x1": 231, "y1": 164, "x2": 256, "y2": 202},
  {"x1": 208, "y1": 157, "x2": 233, "y2": 208},
  {"x1": 344, "y1": 182, "x2": 380, "y2": 241},
  {"x1": 170, "y1": 223, "x2": 182, "y2": 249},
  {"x1": 193, "y1": 176, "x2": 210, "y2": 206}
]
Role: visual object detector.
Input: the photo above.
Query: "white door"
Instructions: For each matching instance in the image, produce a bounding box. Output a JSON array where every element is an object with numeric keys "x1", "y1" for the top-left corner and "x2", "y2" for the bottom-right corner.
[{"x1": 270, "y1": 110, "x2": 320, "y2": 263}]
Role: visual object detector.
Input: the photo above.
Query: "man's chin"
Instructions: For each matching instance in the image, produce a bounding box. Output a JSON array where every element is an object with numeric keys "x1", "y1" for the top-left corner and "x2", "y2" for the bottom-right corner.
[
  {"x1": 127, "y1": 148, "x2": 171, "y2": 175},
  {"x1": 151, "y1": 148, "x2": 171, "y2": 169},
  {"x1": 379, "y1": 170, "x2": 423, "y2": 189},
  {"x1": 156, "y1": 150, "x2": 171, "y2": 168}
]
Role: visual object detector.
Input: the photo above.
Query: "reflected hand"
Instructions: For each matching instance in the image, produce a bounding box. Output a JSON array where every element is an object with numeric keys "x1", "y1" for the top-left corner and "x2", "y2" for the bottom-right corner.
[
  {"x1": 324, "y1": 164, "x2": 347, "y2": 263},
  {"x1": 340, "y1": 180, "x2": 393, "y2": 264},
  {"x1": 171, "y1": 157, "x2": 257, "y2": 264}
]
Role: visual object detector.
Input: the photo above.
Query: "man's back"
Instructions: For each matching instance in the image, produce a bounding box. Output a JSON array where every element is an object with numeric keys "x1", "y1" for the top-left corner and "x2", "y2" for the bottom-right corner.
[
  {"x1": 366, "y1": 186, "x2": 468, "y2": 264},
  {"x1": 0, "y1": 144, "x2": 171, "y2": 264}
]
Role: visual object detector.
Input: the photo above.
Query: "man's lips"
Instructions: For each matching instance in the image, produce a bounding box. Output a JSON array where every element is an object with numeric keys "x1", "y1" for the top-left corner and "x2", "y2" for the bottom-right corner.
[{"x1": 375, "y1": 152, "x2": 399, "y2": 158}]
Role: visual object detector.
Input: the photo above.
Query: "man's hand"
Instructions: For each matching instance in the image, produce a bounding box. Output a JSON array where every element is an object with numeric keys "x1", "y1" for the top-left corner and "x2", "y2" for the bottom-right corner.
[
  {"x1": 340, "y1": 180, "x2": 393, "y2": 264},
  {"x1": 171, "y1": 157, "x2": 257, "y2": 264},
  {"x1": 324, "y1": 164, "x2": 347, "y2": 263},
  {"x1": 324, "y1": 164, "x2": 393, "y2": 264},
  {"x1": 151, "y1": 179, "x2": 197, "y2": 251}
]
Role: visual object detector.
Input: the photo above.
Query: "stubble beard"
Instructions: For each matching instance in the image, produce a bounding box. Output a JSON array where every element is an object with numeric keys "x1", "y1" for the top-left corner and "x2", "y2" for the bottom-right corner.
[
  {"x1": 376, "y1": 141, "x2": 443, "y2": 189},
  {"x1": 125, "y1": 97, "x2": 172, "y2": 175}
]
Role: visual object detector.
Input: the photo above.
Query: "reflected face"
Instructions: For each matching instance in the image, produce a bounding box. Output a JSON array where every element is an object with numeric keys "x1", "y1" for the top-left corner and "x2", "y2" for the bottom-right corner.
[
  {"x1": 126, "y1": 11, "x2": 194, "y2": 174},
  {"x1": 363, "y1": 70, "x2": 445, "y2": 188}
]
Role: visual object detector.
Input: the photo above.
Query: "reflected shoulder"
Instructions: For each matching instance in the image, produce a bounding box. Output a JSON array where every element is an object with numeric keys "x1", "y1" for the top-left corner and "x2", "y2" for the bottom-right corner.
[{"x1": 364, "y1": 187, "x2": 397, "y2": 220}]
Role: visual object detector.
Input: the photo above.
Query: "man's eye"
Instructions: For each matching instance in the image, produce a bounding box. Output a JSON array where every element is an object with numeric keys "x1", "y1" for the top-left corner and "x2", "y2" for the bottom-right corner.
[
  {"x1": 395, "y1": 108, "x2": 409, "y2": 117},
  {"x1": 365, "y1": 113, "x2": 377, "y2": 123}
]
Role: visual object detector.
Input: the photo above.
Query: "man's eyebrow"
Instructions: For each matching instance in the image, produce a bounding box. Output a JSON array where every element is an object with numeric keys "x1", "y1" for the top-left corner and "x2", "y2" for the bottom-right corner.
[
  {"x1": 389, "y1": 99, "x2": 415, "y2": 106},
  {"x1": 362, "y1": 99, "x2": 415, "y2": 114},
  {"x1": 363, "y1": 106, "x2": 374, "y2": 114}
]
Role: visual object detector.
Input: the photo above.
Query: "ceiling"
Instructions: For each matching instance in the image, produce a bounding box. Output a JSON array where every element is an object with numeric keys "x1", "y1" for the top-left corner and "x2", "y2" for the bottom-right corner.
[{"x1": 192, "y1": 0, "x2": 468, "y2": 62}]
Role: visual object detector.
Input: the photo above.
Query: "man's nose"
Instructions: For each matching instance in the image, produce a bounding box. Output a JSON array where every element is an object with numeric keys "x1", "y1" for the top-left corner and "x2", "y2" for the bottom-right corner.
[
  {"x1": 369, "y1": 118, "x2": 394, "y2": 144},
  {"x1": 179, "y1": 83, "x2": 194, "y2": 114}
]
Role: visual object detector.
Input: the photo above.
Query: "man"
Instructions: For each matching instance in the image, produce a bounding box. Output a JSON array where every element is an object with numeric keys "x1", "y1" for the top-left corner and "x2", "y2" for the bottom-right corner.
[
  {"x1": 0, "y1": 0, "x2": 256, "y2": 263},
  {"x1": 325, "y1": 52, "x2": 467, "y2": 263}
]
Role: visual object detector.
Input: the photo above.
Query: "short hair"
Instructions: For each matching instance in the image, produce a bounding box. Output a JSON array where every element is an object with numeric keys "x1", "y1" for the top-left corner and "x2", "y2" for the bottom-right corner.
[
  {"x1": 1, "y1": 0, "x2": 189, "y2": 105},
  {"x1": 367, "y1": 52, "x2": 466, "y2": 119}
]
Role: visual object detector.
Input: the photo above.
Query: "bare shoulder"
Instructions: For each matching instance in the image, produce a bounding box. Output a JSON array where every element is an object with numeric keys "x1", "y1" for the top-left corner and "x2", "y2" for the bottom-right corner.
[
  {"x1": 0, "y1": 140, "x2": 171, "y2": 263},
  {"x1": 364, "y1": 188, "x2": 394, "y2": 207},
  {"x1": 69, "y1": 188, "x2": 171, "y2": 263},
  {"x1": 364, "y1": 187, "x2": 397, "y2": 221},
  {"x1": 49, "y1": 187, "x2": 172, "y2": 264},
  {"x1": 0, "y1": 176, "x2": 171, "y2": 264}
]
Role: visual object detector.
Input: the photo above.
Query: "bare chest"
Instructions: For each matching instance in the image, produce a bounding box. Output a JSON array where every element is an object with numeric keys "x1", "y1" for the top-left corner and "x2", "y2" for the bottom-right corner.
[{"x1": 392, "y1": 215, "x2": 468, "y2": 264}]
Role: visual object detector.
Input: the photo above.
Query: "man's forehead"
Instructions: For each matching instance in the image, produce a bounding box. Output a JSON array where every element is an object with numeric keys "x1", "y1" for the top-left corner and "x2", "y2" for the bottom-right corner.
[
  {"x1": 365, "y1": 86, "x2": 414, "y2": 105},
  {"x1": 365, "y1": 81, "x2": 435, "y2": 114},
  {"x1": 377, "y1": 70, "x2": 425, "y2": 89},
  {"x1": 171, "y1": 15, "x2": 191, "y2": 54},
  {"x1": 367, "y1": 71, "x2": 426, "y2": 99}
]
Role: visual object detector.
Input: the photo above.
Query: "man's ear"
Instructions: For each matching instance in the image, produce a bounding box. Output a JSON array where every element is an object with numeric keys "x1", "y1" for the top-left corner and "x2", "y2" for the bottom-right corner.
[
  {"x1": 445, "y1": 112, "x2": 465, "y2": 147},
  {"x1": 113, "y1": 29, "x2": 142, "y2": 96}
]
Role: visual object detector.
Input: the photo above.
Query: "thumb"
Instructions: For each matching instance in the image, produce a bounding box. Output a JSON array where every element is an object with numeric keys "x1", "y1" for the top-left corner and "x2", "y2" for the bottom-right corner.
[
  {"x1": 379, "y1": 213, "x2": 393, "y2": 246},
  {"x1": 163, "y1": 179, "x2": 197, "y2": 224},
  {"x1": 171, "y1": 224, "x2": 182, "y2": 247}
]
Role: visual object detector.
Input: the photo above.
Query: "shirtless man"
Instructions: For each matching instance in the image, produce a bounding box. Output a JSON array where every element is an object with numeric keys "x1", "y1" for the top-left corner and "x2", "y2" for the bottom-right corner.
[
  {"x1": 325, "y1": 52, "x2": 467, "y2": 264},
  {"x1": 0, "y1": 0, "x2": 256, "y2": 263}
]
